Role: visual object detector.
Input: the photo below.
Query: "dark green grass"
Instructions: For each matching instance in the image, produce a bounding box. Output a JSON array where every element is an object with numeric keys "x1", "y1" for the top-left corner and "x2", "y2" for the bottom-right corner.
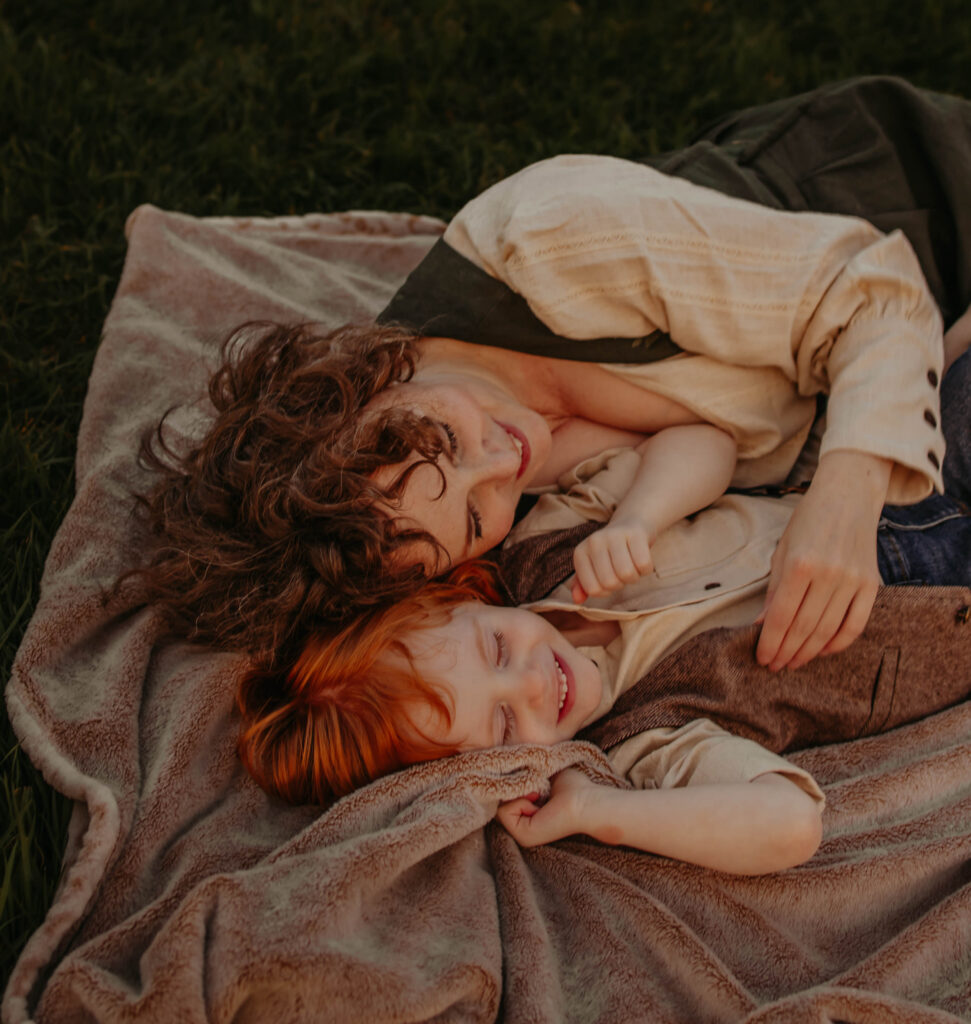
[{"x1": 2, "y1": 0, "x2": 970, "y2": 992}]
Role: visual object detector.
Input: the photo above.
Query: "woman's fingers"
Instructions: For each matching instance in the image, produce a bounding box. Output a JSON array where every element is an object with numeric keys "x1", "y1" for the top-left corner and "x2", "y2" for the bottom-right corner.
[
  {"x1": 778, "y1": 584, "x2": 853, "y2": 670},
  {"x1": 817, "y1": 584, "x2": 879, "y2": 657},
  {"x1": 757, "y1": 559, "x2": 877, "y2": 670}
]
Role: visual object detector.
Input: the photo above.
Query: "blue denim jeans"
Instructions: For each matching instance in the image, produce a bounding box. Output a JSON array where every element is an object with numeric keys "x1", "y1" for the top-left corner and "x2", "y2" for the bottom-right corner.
[{"x1": 877, "y1": 348, "x2": 971, "y2": 585}]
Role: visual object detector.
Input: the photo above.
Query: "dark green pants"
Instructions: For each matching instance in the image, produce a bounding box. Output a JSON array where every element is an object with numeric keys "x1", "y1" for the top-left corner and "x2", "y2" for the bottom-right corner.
[{"x1": 659, "y1": 75, "x2": 971, "y2": 327}]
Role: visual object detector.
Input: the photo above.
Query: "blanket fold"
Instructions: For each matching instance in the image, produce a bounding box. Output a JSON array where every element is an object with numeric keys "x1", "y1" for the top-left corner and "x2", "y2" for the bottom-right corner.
[{"x1": 4, "y1": 204, "x2": 971, "y2": 1024}]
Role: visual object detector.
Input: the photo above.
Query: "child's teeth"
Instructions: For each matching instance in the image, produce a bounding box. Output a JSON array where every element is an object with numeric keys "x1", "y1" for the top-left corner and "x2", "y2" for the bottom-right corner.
[
  {"x1": 556, "y1": 660, "x2": 567, "y2": 709},
  {"x1": 511, "y1": 433, "x2": 523, "y2": 457}
]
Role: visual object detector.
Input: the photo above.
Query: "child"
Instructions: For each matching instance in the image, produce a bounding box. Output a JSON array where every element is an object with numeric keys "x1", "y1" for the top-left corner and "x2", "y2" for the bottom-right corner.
[{"x1": 237, "y1": 566, "x2": 823, "y2": 877}]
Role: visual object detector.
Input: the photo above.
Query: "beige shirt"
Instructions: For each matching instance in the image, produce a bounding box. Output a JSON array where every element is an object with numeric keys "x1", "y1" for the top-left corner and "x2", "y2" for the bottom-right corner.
[
  {"x1": 508, "y1": 448, "x2": 824, "y2": 803},
  {"x1": 509, "y1": 444, "x2": 801, "y2": 663},
  {"x1": 445, "y1": 153, "x2": 945, "y2": 498}
]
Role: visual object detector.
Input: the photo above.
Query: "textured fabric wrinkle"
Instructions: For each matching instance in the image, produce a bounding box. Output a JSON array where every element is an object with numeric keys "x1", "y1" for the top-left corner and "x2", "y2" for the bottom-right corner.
[{"x1": 507, "y1": 228, "x2": 821, "y2": 268}]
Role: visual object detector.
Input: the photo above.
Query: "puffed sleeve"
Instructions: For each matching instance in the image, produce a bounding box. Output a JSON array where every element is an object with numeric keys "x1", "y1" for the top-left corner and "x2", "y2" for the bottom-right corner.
[
  {"x1": 608, "y1": 718, "x2": 825, "y2": 807},
  {"x1": 445, "y1": 154, "x2": 945, "y2": 502}
]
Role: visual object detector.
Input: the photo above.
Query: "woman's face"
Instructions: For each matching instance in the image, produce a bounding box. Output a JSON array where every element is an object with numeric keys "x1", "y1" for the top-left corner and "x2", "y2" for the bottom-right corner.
[
  {"x1": 369, "y1": 369, "x2": 553, "y2": 568},
  {"x1": 399, "y1": 602, "x2": 605, "y2": 750}
]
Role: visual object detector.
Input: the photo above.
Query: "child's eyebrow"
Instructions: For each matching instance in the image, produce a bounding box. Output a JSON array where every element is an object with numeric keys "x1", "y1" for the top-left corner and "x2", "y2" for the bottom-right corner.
[
  {"x1": 466, "y1": 617, "x2": 505, "y2": 748},
  {"x1": 473, "y1": 620, "x2": 491, "y2": 671}
]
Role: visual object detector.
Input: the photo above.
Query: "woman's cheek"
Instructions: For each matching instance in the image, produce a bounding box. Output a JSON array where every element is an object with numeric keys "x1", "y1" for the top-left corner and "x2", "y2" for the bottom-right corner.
[{"x1": 487, "y1": 501, "x2": 518, "y2": 551}]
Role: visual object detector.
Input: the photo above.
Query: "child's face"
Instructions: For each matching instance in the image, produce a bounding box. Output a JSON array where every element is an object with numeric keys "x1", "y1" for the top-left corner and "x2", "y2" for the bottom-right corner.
[{"x1": 401, "y1": 602, "x2": 605, "y2": 751}]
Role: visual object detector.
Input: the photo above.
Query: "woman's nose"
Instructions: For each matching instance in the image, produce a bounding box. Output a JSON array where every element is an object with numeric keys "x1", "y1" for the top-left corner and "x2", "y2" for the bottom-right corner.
[{"x1": 464, "y1": 438, "x2": 520, "y2": 486}]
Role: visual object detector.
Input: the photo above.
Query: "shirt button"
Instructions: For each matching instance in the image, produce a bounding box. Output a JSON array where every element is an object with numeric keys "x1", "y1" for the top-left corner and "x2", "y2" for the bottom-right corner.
[
  {"x1": 928, "y1": 450, "x2": 941, "y2": 469},
  {"x1": 924, "y1": 409, "x2": 938, "y2": 428},
  {"x1": 928, "y1": 369, "x2": 939, "y2": 387}
]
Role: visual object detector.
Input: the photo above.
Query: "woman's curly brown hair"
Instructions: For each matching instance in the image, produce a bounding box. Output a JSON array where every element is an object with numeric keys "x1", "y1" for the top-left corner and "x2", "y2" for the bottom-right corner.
[{"x1": 133, "y1": 320, "x2": 458, "y2": 663}]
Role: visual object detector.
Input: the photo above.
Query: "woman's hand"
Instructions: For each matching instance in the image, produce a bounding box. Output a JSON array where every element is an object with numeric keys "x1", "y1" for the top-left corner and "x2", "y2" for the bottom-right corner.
[
  {"x1": 496, "y1": 769, "x2": 595, "y2": 847},
  {"x1": 756, "y1": 450, "x2": 891, "y2": 671}
]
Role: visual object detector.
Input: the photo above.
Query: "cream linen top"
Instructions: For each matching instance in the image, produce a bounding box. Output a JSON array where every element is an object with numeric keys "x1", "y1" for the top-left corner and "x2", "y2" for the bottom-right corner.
[{"x1": 445, "y1": 153, "x2": 945, "y2": 497}]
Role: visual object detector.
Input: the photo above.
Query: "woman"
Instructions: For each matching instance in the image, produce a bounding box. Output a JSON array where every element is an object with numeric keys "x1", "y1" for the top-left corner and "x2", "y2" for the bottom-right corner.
[{"x1": 137, "y1": 76, "x2": 971, "y2": 669}]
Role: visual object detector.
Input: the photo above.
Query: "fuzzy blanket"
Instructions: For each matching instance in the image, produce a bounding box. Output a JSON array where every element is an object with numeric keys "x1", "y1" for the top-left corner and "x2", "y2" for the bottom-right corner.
[{"x1": 4, "y1": 205, "x2": 971, "y2": 1024}]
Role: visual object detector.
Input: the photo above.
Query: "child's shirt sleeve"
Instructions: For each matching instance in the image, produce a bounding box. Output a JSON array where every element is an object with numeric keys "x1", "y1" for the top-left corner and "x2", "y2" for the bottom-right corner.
[{"x1": 607, "y1": 717, "x2": 825, "y2": 808}]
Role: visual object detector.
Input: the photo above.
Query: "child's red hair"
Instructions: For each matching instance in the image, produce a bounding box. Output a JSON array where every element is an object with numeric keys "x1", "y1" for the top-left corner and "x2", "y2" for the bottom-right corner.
[{"x1": 236, "y1": 561, "x2": 500, "y2": 805}]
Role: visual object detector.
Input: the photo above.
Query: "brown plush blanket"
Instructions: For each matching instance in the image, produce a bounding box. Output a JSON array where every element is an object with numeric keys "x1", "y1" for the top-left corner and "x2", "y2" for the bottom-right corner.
[{"x1": 4, "y1": 205, "x2": 971, "y2": 1024}]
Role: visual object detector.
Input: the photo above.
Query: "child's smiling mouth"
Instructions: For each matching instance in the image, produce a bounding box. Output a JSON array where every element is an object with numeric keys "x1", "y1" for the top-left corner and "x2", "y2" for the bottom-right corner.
[{"x1": 555, "y1": 652, "x2": 574, "y2": 723}]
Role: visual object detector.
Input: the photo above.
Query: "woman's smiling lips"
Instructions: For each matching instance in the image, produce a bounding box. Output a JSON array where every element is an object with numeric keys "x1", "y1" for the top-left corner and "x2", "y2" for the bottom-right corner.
[
  {"x1": 554, "y1": 652, "x2": 575, "y2": 723},
  {"x1": 497, "y1": 421, "x2": 530, "y2": 478}
]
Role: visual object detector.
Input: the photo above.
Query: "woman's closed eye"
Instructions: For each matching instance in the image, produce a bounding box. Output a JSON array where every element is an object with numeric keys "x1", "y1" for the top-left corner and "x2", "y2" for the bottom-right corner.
[
  {"x1": 438, "y1": 420, "x2": 458, "y2": 456},
  {"x1": 469, "y1": 506, "x2": 482, "y2": 542},
  {"x1": 438, "y1": 420, "x2": 483, "y2": 544}
]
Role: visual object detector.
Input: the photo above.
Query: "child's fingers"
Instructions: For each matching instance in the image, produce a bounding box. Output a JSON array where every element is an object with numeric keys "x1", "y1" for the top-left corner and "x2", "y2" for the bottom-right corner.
[
  {"x1": 574, "y1": 527, "x2": 654, "y2": 601},
  {"x1": 573, "y1": 542, "x2": 613, "y2": 598},
  {"x1": 577, "y1": 534, "x2": 624, "y2": 595},
  {"x1": 496, "y1": 797, "x2": 543, "y2": 841},
  {"x1": 625, "y1": 531, "x2": 654, "y2": 576},
  {"x1": 603, "y1": 535, "x2": 640, "y2": 586},
  {"x1": 497, "y1": 794, "x2": 540, "y2": 820}
]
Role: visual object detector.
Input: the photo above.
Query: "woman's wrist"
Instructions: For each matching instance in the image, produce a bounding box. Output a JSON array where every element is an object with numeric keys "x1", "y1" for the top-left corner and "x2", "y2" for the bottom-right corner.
[{"x1": 811, "y1": 449, "x2": 892, "y2": 514}]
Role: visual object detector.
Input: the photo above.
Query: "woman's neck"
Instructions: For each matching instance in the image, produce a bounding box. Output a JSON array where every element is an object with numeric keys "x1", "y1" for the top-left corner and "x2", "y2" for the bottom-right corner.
[{"x1": 417, "y1": 336, "x2": 572, "y2": 420}]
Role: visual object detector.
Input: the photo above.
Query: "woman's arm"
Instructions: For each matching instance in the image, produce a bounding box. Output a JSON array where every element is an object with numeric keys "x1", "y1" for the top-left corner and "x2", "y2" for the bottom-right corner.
[
  {"x1": 571, "y1": 424, "x2": 738, "y2": 602},
  {"x1": 497, "y1": 768, "x2": 822, "y2": 875},
  {"x1": 448, "y1": 155, "x2": 946, "y2": 664}
]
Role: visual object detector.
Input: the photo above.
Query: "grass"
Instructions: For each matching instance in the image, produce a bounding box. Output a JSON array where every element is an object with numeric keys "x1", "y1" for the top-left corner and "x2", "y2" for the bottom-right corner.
[{"x1": 2, "y1": 0, "x2": 970, "y2": 995}]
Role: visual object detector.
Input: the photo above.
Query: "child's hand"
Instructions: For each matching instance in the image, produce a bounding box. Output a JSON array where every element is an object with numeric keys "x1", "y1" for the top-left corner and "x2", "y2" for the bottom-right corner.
[
  {"x1": 496, "y1": 769, "x2": 596, "y2": 847},
  {"x1": 571, "y1": 518, "x2": 654, "y2": 603}
]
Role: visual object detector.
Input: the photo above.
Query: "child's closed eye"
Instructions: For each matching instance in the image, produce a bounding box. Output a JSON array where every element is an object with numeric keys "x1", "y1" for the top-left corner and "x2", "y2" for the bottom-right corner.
[
  {"x1": 500, "y1": 704, "x2": 515, "y2": 744},
  {"x1": 494, "y1": 630, "x2": 507, "y2": 668}
]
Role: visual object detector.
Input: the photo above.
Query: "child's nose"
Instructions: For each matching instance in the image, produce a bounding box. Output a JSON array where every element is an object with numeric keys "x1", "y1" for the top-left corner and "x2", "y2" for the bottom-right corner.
[{"x1": 519, "y1": 661, "x2": 548, "y2": 705}]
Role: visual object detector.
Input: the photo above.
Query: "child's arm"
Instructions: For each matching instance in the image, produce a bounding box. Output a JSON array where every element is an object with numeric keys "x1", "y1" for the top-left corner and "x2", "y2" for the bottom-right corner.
[
  {"x1": 497, "y1": 768, "x2": 822, "y2": 875},
  {"x1": 572, "y1": 423, "x2": 737, "y2": 603}
]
